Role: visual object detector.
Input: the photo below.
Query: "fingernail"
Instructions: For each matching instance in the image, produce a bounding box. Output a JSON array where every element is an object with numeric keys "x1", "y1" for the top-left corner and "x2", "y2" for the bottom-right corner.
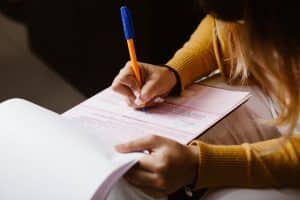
[
  {"x1": 144, "y1": 150, "x2": 150, "y2": 154},
  {"x1": 154, "y1": 97, "x2": 165, "y2": 104},
  {"x1": 134, "y1": 97, "x2": 144, "y2": 106}
]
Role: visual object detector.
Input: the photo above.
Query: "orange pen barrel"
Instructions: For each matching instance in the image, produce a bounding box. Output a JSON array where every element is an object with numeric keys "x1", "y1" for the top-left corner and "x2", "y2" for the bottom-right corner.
[{"x1": 127, "y1": 39, "x2": 142, "y2": 87}]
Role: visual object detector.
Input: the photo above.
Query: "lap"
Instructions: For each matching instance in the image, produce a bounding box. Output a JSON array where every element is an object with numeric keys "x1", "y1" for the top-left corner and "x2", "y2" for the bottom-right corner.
[
  {"x1": 106, "y1": 178, "x2": 166, "y2": 200},
  {"x1": 198, "y1": 76, "x2": 299, "y2": 200},
  {"x1": 199, "y1": 76, "x2": 281, "y2": 145},
  {"x1": 199, "y1": 102, "x2": 281, "y2": 145}
]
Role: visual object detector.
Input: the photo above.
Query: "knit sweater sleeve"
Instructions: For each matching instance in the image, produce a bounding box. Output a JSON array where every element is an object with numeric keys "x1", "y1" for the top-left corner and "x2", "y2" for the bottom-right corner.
[
  {"x1": 190, "y1": 136, "x2": 300, "y2": 189},
  {"x1": 166, "y1": 15, "x2": 218, "y2": 89}
]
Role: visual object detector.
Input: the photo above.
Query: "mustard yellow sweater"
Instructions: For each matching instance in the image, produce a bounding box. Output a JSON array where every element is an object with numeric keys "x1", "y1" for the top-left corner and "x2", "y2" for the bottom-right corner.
[{"x1": 167, "y1": 15, "x2": 300, "y2": 189}]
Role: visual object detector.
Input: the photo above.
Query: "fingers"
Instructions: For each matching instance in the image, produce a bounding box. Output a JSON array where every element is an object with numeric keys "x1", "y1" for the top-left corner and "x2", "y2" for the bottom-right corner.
[
  {"x1": 115, "y1": 135, "x2": 162, "y2": 153},
  {"x1": 140, "y1": 92, "x2": 168, "y2": 108},
  {"x1": 140, "y1": 80, "x2": 160, "y2": 103},
  {"x1": 125, "y1": 169, "x2": 168, "y2": 198},
  {"x1": 115, "y1": 135, "x2": 168, "y2": 172},
  {"x1": 137, "y1": 154, "x2": 165, "y2": 172},
  {"x1": 125, "y1": 168, "x2": 157, "y2": 188},
  {"x1": 112, "y1": 62, "x2": 140, "y2": 100},
  {"x1": 119, "y1": 74, "x2": 140, "y2": 93},
  {"x1": 112, "y1": 61, "x2": 174, "y2": 109},
  {"x1": 139, "y1": 65, "x2": 175, "y2": 103},
  {"x1": 113, "y1": 84, "x2": 135, "y2": 101}
]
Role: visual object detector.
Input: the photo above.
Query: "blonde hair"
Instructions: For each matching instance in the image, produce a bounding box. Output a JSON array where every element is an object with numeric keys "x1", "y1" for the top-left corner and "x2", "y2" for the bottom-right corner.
[{"x1": 218, "y1": 21, "x2": 300, "y2": 136}]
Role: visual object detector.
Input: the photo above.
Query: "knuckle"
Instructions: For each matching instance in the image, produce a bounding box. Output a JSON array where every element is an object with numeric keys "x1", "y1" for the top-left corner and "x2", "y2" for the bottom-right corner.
[
  {"x1": 118, "y1": 71, "x2": 128, "y2": 80},
  {"x1": 118, "y1": 75, "x2": 137, "y2": 89},
  {"x1": 148, "y1": 135, "x2": 159, "y2": 142},
  {"x1": 156, "y1": 162, "x2": 168, "y2": 173},
  {"x1": 120, "y1": 63, "x2": 133, "y2": 74},
  {"x1": 126, "y1": 141, "x2": 135, "y2": 148},
  {"x1": 124, "y1": 61, "x2": 133, "y2": 70},
  {"x1": 111, "y1": 82, "x2": 120, "y2": 92},
  {"x1": 126, "y1": 76, "x2": 138, "y2": 87},
  {"x1": 119, "y1": 66, "x2": 126, "y2": 74},
  {"x1": 125, "y1": 61, "x2": 131, "y2": 66},
  {"x1": 127, "y1": 140, "x2": 141, "y2": 149}
]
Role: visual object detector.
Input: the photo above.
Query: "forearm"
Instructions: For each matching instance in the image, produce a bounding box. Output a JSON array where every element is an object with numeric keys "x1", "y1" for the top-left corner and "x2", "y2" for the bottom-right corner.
[
  {"x1": 191, "y1": 136, "x2": 300, "y2": 189},
  {"x1": 166, "y1": 15, "x2": 218, "y2": 90}
]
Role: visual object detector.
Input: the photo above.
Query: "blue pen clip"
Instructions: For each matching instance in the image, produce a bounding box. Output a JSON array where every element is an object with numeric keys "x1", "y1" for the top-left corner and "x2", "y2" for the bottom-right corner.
[{"x1": 120, "y1": 6, "x2": 135, "y2": 40}]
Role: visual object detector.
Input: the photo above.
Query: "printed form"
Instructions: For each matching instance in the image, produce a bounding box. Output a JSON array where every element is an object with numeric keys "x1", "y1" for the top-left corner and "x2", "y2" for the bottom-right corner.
[{"x1": 64, "y1": 84, "x2": 250, "y2": 144}]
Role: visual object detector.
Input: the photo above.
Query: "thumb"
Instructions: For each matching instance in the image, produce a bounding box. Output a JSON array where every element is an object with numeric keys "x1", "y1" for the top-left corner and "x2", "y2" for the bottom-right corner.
[{"x1": 115, "y1": 135, "x2": 161, "y2": 153}]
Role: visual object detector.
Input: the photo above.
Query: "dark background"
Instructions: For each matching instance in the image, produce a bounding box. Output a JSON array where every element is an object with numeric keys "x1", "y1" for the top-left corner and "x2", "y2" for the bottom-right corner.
[
  {"x1": 0, "y1": 0, "x2": 205, "y2": 198},
  {"x1": 1, "y1": 0, "x2": 204, "y2": 97}
]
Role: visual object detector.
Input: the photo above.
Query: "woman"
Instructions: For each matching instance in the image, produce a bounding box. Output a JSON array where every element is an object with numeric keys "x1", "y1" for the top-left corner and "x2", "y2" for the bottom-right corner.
[{"x1": 108, "y1": 0, "x2": 300, "y2": 199}]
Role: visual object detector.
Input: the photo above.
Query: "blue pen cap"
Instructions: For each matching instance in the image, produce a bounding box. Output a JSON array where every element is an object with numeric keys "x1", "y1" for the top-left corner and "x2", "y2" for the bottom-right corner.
[{"x1": 120, "y1": 6, "x2": 135, "y2": 40}]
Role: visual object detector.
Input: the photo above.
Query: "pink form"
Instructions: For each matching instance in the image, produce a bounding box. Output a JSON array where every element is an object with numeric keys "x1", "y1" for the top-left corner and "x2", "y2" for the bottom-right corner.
[{"x1": 63, "y1": 84, "x2": 250, "y2": 144}]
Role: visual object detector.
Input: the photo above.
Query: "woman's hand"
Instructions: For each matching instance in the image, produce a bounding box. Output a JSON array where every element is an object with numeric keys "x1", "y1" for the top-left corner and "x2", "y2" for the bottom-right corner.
[
  {"x1": 115, "y1": 135, "x2": 199, "y2": 198},
  {"x1": 112, "y1": 61, "x2": 177, "y2": 108}
]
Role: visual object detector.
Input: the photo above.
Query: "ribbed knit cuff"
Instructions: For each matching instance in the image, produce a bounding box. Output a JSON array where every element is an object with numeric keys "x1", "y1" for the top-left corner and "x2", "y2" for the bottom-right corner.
[
  {"x1": 190, "y1": 140, "x2": 249, "y2": 189},
  {"x1": 160, "y1": 64, "x2": 182, "y2": 96},
  {"x1": 166, "y1": 59, "x2": 191, "y2": 91}
]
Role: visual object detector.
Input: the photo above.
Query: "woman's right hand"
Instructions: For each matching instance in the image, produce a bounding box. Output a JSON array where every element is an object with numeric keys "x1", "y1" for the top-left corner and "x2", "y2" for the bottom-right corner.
[{"x1": 112, "y1": 61, "x2": 177, "y2": 108}]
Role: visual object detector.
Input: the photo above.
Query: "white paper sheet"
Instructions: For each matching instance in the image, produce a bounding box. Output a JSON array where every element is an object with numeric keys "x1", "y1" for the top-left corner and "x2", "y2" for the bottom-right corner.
[
  {"x1": 0, "y1": 99, "x2": 141, "y2": 200},
  {"x1": 64, "y1": 85, "x2": 251, "y2": 144}
]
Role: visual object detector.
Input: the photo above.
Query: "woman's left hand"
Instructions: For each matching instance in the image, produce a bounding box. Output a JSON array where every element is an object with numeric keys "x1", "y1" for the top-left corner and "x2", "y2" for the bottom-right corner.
[{"x1": 115, "y1": 135, "x2": 199, "y2": 198}]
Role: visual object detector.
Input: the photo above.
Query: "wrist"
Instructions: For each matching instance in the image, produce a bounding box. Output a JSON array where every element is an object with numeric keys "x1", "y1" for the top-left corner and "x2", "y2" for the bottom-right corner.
[
  {"x1": 160, "y1": 64, "x2": 182, "y2": 96},
  {"x1": 187, "y1": 145, "x2": 199, "y2": 186},
  {"x1": 165, "y1": 67, "x2": 177, "y2": 89},
  {"x1": 184, "y1": 145, "x2": 199, "y2": 197}
]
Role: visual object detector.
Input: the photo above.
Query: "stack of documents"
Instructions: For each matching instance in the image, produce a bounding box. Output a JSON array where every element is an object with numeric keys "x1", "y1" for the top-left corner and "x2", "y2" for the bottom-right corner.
[{"x1": 0, "y1": 84, "x2": 250, "y2": 199}]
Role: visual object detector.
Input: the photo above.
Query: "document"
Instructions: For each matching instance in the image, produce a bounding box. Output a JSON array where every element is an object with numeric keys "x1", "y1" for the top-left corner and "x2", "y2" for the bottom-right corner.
[
  {"x1": 0, "y1": 99, "x2": 142, "y2": 200},
  {"x1": 64, "y1": 84, "x2": 250, "y2": 144},
  {"x1": 0, "y1": 84, "x2": 250, "y2": 199}
]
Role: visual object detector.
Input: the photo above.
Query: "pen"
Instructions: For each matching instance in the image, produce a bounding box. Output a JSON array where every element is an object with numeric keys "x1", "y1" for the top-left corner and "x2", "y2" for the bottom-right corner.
[{"x1": 120, "y1": 6, "x2": 143, "y2": 88}]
